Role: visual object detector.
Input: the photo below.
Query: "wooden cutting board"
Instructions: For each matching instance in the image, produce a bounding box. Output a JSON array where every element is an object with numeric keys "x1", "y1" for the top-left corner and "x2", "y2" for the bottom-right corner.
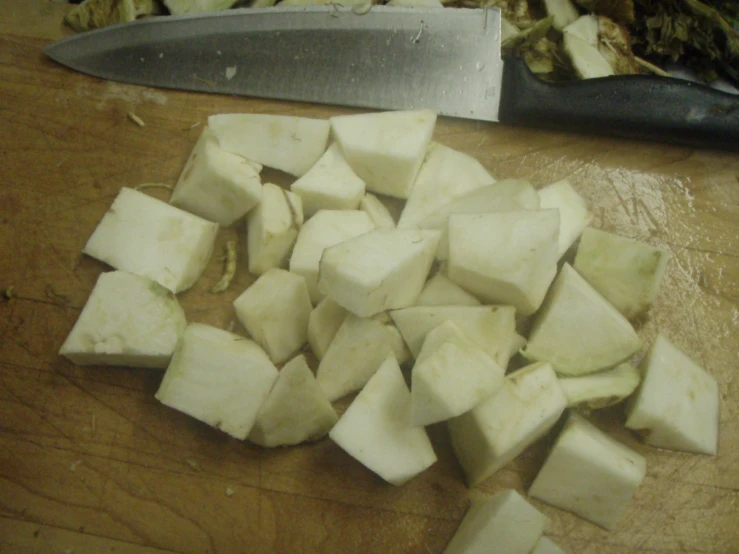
[{"x1": 1, "y1": 2, "x2": 737, "y2": 553}]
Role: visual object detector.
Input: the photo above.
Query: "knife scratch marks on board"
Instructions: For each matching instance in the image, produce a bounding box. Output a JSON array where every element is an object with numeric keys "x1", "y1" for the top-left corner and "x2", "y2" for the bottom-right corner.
[
  {"x1": 637, "y1": 198, "x2": 661, "y2": 234},
  {"x1": 606, "y1": 174, "x2": 634, "y2": 224},
  {"x1": 75, "y1": 82, "x2": 168, "y2": 109},
  {"x1": 473, "y1": 135, "x2": 486, "y2": 155}
]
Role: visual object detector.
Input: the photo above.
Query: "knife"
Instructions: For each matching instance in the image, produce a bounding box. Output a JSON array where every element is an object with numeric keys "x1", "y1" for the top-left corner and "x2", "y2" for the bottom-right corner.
[{"x1": 44, "y1": 6, "x2": 739, "y2": 151}]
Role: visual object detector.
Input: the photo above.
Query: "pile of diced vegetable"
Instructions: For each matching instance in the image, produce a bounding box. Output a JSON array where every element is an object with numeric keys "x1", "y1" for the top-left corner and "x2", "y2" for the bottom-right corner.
[{"x1": 59, "y1": 109, "x2": 720, "y2": 553}]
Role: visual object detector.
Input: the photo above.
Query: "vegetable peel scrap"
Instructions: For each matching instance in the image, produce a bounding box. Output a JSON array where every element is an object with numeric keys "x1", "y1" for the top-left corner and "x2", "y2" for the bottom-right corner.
[
  {"x1": 134, "y1": 183, "x2": 174, "y2": 192},
  {"x1": 127, "y1": 111, "x2": 146, "y2": 127},
  {"x1": 211, "y1": 240, "x2": 238, "y2": 293}
]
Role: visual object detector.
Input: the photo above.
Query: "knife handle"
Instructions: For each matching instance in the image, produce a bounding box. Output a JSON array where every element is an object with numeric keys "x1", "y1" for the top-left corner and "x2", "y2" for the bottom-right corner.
[{"x1": 498, "y1": 57, "x2": 739, "y2": 152}]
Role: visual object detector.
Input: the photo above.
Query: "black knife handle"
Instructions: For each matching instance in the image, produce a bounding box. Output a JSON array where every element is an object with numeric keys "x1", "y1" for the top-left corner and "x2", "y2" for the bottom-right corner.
[{"x1": 498, "y1": 57, "x2": 739, "y2": 152}]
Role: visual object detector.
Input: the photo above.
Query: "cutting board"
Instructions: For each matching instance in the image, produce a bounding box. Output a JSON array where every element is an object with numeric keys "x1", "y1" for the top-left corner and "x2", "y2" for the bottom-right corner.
[{"x1": 1, "y1": 2, "x2": 737, "y2": 553}]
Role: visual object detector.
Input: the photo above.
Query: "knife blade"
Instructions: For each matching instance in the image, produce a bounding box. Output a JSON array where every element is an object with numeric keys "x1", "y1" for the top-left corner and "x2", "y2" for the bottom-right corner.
[{"x1": 44, "y1": 6, "x2": 739, "y2": 151}]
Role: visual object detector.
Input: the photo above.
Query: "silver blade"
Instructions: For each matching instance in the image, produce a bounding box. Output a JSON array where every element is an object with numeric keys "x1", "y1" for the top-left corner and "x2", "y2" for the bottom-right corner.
[{"x1": 44, "y1": 6, "x2": 503, "y2": 122}]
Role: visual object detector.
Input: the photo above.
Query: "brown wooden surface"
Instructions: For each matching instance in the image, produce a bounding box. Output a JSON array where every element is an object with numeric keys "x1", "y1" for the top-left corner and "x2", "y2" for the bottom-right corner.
[{"x1": 1, "y1": 2, "x2": 738, "y2": 553}]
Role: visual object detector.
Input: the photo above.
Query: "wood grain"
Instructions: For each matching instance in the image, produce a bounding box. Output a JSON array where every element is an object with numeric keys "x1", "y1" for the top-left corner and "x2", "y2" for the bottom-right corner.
[{"x1": 1, "y1": 2, "x2": 737, "y2": 552}]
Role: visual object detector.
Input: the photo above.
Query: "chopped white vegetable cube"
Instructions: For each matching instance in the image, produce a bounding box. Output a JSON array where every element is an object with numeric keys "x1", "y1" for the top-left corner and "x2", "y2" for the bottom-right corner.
[
  {"x1": 416, "y1": 179, "x2": 540, "y2": 260},
  {"x1": 307, "y1": 297, "x2": 348, "y2": 360},
  {"x1": 543, "y1": 0, "x2": 579, "y2": 31},
  {"x1": 316, "y1": 313, "x2": 409, "y2": 402},
  {"x1": 399, "y1": 142, "x2": 495, "y2": 229},
  {"x1": 155, "y1": 323, "x2": 279, "y2": 440},
  {"x1": 249, "y1": 354, "x2": 338, "y2": 447},
  {"x1": 318, "y1": 228, "x2": 440, "y2": 317},
  {"x1": 574, "y1": 227, "x2": 670, "y2": 320},
  {"x1": 246, "y1": 183, "x2": 303, "y2": 276},
  {"x1": 530, "y1": 537, "x2": 568, "y2": 554},
  {"x1": 508, "y1": 332, "x2": 527, "y2": 362},
  {"x1": 522, "y1": 264, "x2": 641, "y2": 376},
  {"x1": 625, "y1": 334, "x2": 719, "y2": 455},
  {"x1": 208, "y1": 113, "x2": 330, "y2": 176},
  {"x1": 170, "y1": 126, "x2": 262, "y2": 226},
  {"x1": 330, "y1": 109, "x2": 436, "y2": 199},
  {"x1": 377, "y1": 312, "x2": 412, "y2": 365},
  {"x1": 447, "y1": 210, "x2": 560, "y2": 315},
  {"x1": 233, "y1": 268, "x2": 312, "y2": 364},
  {"x1": 411, "y1": 321, "x2": 505, "y2": 426},
  {"x1": 500, "y1": 18, "x2": 520, "y2": 42},
  {"x1": 329, "y1": 355, "x2": 437, "y2": 485},
  {"x1": 59, "y1": 270, "x2": 186, "y2": 368},
  {"x1": 559, "y1": 362, "x2": 640, "y2": 409},
  {"x1": 443, "y1": 489, "x2": 548, "y2": 554},
  {"x1": 289, "y1": 210, "x2": 375, "y2": 303},
  {"x1": 563, "y1": 17, "x2": 614, "y2": 79},
  {"x1": 565, "y1": 33, "x2": 615, "y2": 79},
  {"x1": 537, "y1": 179, "x2": 592, "y2": 258},
  {"x1": 416, "y1": 273, "x2": 481, "y2": 307},
  {"x1": 360, "y1": 193, "x2": 396, "y2": 229},
  {"x1": 563, "y1": 13, "x2": 599, "y2": 45},
  {"x1": 390, "y1": 305, "x2": 516, "y2": 369},
  {"x1": 529, "y1": 412, "x2": 646, "y2": 530},
  {"x1": 290, "y1": 143, "x2": 365, "y2": 217},
  {"x1": 449, "y1": 362, "x2": 567, "y2": 487},
  {"x1": 83, "y1": 187, "x2": 218, "y2": 293}
]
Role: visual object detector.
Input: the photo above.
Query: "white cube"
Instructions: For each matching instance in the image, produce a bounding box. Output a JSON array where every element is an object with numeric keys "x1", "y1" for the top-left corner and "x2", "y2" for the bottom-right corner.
[
  {"x1": 307, "y1": 297, "x2": 348, "y2": 360},
  {"x1": 416, "y1": 179, "x2": 541, "y2": 260},
  {"x1": 411, "y1": 321, "x2": 505, "y2": 426},
  {"x1": 443, "y1": 489, "x2": 548, "y2": 554},
  {"x1": 155, "y1": 323, "x2": 279, "y2": 440},
  {"x1": 330, "y1": 109, "x2": 436, "y2": 199},
  {"x1": 529, "y1": 412, "x2": 647, "y2": 530},
  {"x1": 559, "y1": 362, "x2": 640, "y2": 409},
  {"x1": 447, "y1": 210, "x2": 560, "y2": 315},
  {"x1": 246, "y1": 183, "x2": 304, "y2": 276},
  {"x1": 289, "y1": 209, "x2": 375, "y2": 303},
  {"x1": 249, "y1": 354, "x2": 338, "y2": 447},
  {"x1": 208, "y1": 113, "x2": 330, "y2": 177},
  {"x1": 390, "y1": 305, "x2": 516, "y2": 369},
  {"x1": 170, "y1": 126, "x2": 262, "y2": 226},
  {"x1": 537, "y1": 179, "x2": 592, "y2": 258},
  {"x1": 360, "y1": 193, "x2": 396, "y2": 229},
  {"x1": 233, "y1": 268, "x2": 312, "y2": 364},
  {"x1": 574, "y1": 227, "x2": 670, "y2": 320},
  {"x1": 83, "y1": 187, "x2": 219, "y2": 293},
  {"x1": 290, "y1": 143, "x2": 365, "y2": 217},
  {"x1": 318, "y1": 228, "x2": 440, "y2": 317},
  {"x1": 449, "y1": 362, "x2": 567, "y2": 487},
  {"x1": 416, "y1": 273, "x2": 481, "y2": 307},
  {"x1": 329, "y1": 355, "x2": 437, "y2": 485},
  {"x1": 59, "y1": 270, "x2": 186, "y2": 368},
  {"x1": 625, "y1": 334, "x2": 719, "y2": 455},
  {"x1": 316, "y1": 313, "x2": 409, "y2": 402},
  {"x1": 522, "y1": 264, "x2": 642, "y2": 376},
  {"x1": 399, "y1": 141, "x2": 494, "y2": 228}
]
